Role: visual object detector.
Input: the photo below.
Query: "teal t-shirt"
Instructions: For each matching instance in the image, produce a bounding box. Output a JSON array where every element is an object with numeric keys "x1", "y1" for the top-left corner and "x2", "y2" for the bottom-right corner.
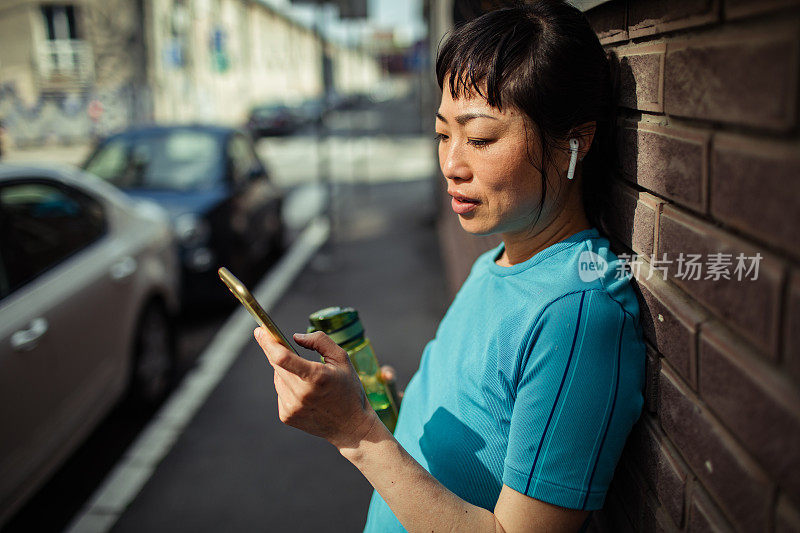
[{"x1": 363, "y1": 228, "x2": 645, "y2": 532}]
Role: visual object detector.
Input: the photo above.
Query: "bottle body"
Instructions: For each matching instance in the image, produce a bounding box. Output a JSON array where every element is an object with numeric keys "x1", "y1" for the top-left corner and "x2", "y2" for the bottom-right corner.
[
  {"x1": 307, "y1": 306, "x2": 399, "y2": 432},
  {"x1": 341, "y1": 336, "x2": 398, "y2": 432}
]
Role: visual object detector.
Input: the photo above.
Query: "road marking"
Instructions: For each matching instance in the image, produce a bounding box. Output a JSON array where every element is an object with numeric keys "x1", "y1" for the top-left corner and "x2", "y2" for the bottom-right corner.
[{"x1": 65, "y1": 217, "x2": 330, "y2": 533}]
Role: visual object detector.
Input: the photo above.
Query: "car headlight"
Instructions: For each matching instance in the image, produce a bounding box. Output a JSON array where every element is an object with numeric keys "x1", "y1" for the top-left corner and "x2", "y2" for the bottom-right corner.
[{"x1": 173, "y1": 213, "x2": 210, "y2": 248}]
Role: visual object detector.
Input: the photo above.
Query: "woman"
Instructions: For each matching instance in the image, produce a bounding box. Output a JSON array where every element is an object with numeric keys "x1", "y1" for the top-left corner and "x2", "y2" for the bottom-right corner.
[{"x1": 254, "y1": 2, "x2": 645, "y2": 531}]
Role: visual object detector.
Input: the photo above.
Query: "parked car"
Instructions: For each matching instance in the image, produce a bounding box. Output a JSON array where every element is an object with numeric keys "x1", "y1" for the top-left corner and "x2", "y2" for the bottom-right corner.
[
  {"x1": 292, "y1": 97, "x2": 328, "y2": 127},
  {"x1": 82, "y1": 124, "x2": 285, "y2": 307},
  {"x1": 245, "y1": 104, "x2": 298, "y2": 138},
  {"x1": 0, "y1": 163, "x2": 180, "y2": 527}
]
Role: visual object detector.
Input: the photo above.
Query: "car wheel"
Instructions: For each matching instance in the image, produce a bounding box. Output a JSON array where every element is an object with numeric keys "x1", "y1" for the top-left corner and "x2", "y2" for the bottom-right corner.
[{"x1": 131, "y1": 301, "x2": 175, "y2": 404}]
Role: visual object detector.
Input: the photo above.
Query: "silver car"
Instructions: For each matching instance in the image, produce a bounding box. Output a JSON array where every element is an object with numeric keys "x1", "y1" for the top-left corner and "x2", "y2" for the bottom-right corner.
[{"x1": 0, "y1": 163, "x2": 180, "y2": 526}]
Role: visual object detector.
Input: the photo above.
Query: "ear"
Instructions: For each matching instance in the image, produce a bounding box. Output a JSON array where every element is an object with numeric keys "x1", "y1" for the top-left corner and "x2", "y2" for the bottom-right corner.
[{"x1": 570, "y1": 121, "x2": 596, "y2": 161}]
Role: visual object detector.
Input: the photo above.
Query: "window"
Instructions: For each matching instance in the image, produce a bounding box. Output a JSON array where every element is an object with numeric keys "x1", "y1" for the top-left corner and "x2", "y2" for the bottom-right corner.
[
  {"x1": 38, "y1": 4, "x2": 91, "y2": 80},
  {"x1": 41, "y1": 5, "x2": 78, "y2": 40},
  {"x1": 227, "y1": 135, "x2": 259, "y2": 185},
  {"x1": 0, "y1": 180, "x2": 105, "y2": 298}
]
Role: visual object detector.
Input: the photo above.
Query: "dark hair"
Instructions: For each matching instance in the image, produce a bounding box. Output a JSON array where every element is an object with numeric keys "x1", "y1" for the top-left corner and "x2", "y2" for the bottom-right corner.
[{"x1": 436, "y1": 0, "x2": 618, "y2": 237}]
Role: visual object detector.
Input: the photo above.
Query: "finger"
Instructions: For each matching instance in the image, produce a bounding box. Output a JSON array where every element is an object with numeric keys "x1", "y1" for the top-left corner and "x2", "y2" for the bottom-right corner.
[
  {"x1": 293, "y1": 331, "x2": 349, "y2": 366},
  {"x1": 380, "y1": 365, "x2": 396, "y2": 384},
  {"x1": 264, "y1": 346, "x2": 308, "y2": 398},
  {"x1": 255, "y1": 328, "x2": 317, "y2": 379}
]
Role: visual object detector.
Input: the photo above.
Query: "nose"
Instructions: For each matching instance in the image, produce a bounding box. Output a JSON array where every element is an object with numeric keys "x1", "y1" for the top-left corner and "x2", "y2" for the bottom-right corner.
[{"x1": 440, "y1": 141, "x2": 471, "y2": 182}]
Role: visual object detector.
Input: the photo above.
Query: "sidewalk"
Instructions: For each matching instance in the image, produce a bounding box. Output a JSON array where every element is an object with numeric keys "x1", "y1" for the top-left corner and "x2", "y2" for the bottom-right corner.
[
  {"x1": 102, "y1": 179, "x2": 448, "y2": 532},
  {"x1": 1, "y1": 143, "x2": 91, "y2": 167}
]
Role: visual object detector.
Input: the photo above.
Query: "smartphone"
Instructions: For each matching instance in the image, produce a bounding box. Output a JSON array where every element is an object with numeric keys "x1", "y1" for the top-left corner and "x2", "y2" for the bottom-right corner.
[{"x1": 218, "y1": 267, "x2": 299, "y2": 354}]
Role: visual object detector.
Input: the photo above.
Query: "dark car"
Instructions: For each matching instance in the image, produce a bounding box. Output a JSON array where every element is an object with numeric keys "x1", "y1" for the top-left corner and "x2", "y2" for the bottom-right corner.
[
  {"x1": 246, "y1": 104, "x2": 297, "y2": 138},
  {"x1": 292, "y1": 98, "x2": 328, "y2": 127},
  {"x1": 82, "y1": 125, "x2": 284, "y2": 308}
]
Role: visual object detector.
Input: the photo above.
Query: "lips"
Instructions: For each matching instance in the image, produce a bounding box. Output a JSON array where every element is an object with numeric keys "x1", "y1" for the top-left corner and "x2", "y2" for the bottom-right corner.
[{"x1": 448, "y1": 190, "x2": 480, "y2": 215}]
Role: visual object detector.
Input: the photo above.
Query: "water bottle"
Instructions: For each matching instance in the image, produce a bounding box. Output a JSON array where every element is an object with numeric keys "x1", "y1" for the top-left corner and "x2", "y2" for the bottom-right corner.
[{"x1": 307, "y1": 306, "x2": 399, "y2": 432}]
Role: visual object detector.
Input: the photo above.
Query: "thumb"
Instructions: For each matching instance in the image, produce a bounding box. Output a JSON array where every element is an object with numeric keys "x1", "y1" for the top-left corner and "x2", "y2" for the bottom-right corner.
[{"x1": 293, "y1": 331, "x2": 349, "y2": 366}]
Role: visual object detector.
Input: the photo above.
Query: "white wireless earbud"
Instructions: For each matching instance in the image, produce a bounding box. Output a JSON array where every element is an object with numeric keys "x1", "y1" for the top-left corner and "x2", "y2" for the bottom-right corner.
[{"x1": 567, "y1": 138, "x2": 579, "y2": 180}]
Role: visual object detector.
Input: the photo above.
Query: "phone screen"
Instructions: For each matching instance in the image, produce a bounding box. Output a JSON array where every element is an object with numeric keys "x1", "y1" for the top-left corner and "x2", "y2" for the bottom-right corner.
[{"x1": 218, "y1": 267, "x2": 299, "y2": 354}]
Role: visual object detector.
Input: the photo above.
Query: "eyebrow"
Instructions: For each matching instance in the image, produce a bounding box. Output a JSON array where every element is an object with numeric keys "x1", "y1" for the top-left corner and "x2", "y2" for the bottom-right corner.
[{"x1": 435, "y1": 112, "x2": 499, "y2": 125}]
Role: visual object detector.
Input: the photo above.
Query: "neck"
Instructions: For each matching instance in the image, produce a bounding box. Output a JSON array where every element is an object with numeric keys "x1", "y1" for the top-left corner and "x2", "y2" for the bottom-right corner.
[{"x1": 496, "y1": 208, "x2": 592, "y2": 267}]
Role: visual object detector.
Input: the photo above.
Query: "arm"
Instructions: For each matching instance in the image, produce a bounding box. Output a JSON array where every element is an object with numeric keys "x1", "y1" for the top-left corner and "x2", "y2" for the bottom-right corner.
[
  {"x1": 343, "y1": 410, "x2": 589, "y2": 533},
  {"x1": 254, "y1": 329, "x2": 588, "y2": 533}
]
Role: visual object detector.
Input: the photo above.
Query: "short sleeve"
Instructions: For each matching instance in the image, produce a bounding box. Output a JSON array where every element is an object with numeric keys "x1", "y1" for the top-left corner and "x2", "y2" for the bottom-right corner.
[{"x1": 502, "y1": 289, "x2": 645, "y2": 510}]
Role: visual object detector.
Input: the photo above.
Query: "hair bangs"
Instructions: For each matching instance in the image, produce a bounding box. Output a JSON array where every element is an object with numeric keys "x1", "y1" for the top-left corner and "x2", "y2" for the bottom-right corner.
[{"x1": 436, "y1": 11, "x2": 534, "y2": 110}]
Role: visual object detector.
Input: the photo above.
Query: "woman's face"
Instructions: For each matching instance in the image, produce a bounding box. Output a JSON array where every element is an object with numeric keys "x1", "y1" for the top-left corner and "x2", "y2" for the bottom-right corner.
[{"x1": 435, "y1": 81, "x2": 570, "y2": 237}]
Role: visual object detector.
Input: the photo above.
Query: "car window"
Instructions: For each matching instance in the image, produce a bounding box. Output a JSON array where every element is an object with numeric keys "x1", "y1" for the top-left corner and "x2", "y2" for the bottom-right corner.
[
  {"x1": 0, "y1": 180, "x2": 106, "y2": 298},
  {"x1": 84, "y1": 139, "x2": 128, "y2": 182},
  {"x1": 84, "y1": 131, "x2": 223, "y2": 191},
  {"x1": 228, "y1": 135, "x2": 259, "y2": 185}
]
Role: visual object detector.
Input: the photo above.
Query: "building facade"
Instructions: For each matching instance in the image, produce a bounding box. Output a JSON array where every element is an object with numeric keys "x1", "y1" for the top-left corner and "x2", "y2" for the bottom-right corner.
[{"x1": 0, "y1": 0, "x2": 380, "y2": 147}]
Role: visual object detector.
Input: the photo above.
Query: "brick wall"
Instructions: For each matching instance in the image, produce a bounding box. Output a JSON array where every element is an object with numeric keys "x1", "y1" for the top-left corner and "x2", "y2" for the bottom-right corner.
[
  {"x1": 434, "y1": 0, "x2": 800, "y2": 530},
  {"x1": 584, "y1": 1, "x2": 800, "y2": 531}
]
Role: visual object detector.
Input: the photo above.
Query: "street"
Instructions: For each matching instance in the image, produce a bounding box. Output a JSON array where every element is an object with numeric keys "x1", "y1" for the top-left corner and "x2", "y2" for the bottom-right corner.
[
  {"x1": 109, "y1": 178, "x2": 447, "y2": 532},
  {"x1": 1, "y1": 84, "x2": 447, "y2": 533}
]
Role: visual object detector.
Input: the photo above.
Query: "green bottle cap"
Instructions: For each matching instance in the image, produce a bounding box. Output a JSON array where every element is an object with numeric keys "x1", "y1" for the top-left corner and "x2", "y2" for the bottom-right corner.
[{"x1": 307, "y1": 306, "x2": 364, "y2": 345}]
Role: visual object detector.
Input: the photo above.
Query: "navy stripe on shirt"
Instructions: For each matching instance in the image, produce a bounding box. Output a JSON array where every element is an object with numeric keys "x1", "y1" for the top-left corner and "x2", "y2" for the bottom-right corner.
[
  {"x1": 524, "y1": 291, "x2": 586, "y2": 495},
  {"x1": 580, "y1": 313, "x2": 624, "y2": 510}
]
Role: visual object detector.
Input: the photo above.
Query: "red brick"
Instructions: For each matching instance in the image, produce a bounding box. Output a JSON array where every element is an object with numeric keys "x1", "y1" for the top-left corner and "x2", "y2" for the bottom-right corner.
[
  {"x1": 658, "y1": 366, "x2": 774, "y2": 531},
  {"x1": 776, "y1": 494, "x2": 800, "y2": 533},
  {"x1": 629, "y1": 0, "x2": 720, "y2": 38},
  {"x1": 786, "y1": 272, "x2": 800, "y2": 383},
  {"x1": 585, "y1": 512, "x2": 610, "y2": 533},
  {"x1": 585, "y1": 0, "x2": 628, "y2": 44},
  {"x1": 602, "y1": 489, "x2": 638, "y2": 533},
  {"x1": 607, "y1": 236, "x2": 630, "y2": 261},
  {"x1": 664, "y1": 25, "x2": 800, "y2": 131},
  {"x1": 657, "y1": 204, "x2": 785, "y2": 356},
  {"x1": 725, "y1": 0, "x2": 800, "y2": 19},
  {"x1": 617, "y1": 43, "x2": 666, "y2": 112},
  {"x1": 612, "y1": 461, "x2": 646, "y2": 530},
  {"x1": 699, "y1": 320, "x2": 800, "y2": 500},
  {"x1": 710, "y1": 133, "x2": 800, "y2": 259},
  {"x1": 642, "y1": 491, "x2": 681, "y2": 533},
  {"x1": 606, "y1": 180, "x2": 659, "y2": 260},
  {"x1": 629, "y1": 420, "x2": 689, "y2": 527},
  {"x1": 645, "y1": 344, "x2": 660, "y2": 413},
  {"x1": 635, "y1": 261, "x2": 708, "y2": 387},
  {"x1": 688, "y1": 483, "x2": 736, "y2": 533},
  {"x1": 618, "y1": 121, "x2": 709, "y2": 213}
]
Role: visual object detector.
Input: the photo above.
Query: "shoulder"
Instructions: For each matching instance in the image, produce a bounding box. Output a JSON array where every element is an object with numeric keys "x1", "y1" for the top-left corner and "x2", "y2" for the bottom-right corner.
[
  {"x1": 518, "y1": 285, "x2": 644, "y2": 386},
  {"x1": 532, "y1": 233, "x2": 643, "y2": 333},
  {"x1": 526, "y1": 289, "x2": 628, "y2": 355}
]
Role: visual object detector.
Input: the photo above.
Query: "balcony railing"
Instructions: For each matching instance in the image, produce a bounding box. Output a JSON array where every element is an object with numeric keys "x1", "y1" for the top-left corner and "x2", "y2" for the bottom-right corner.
[{"x1": 37, "y1": 39, "x2": 94, "y2": 86}]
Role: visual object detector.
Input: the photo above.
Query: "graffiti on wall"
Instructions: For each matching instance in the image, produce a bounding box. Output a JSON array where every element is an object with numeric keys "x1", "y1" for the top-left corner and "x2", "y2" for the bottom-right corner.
[{"x1": 0, "y1": 82, "x2": 152, "y2": 148}]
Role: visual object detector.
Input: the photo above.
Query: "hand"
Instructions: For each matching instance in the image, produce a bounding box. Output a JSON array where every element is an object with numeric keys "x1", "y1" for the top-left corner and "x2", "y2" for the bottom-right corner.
[
  {"x1": 253, "y1": 328, "x2": 378, "y2": 450},
  {"x1": 380, "y1": 365, "x2": 404, "y2": 406}
]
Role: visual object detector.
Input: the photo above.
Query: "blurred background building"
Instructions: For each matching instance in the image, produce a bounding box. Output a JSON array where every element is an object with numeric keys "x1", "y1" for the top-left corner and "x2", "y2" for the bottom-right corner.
[{"x1": 0, "y1": 0, "x2": 381, "y2": 147}]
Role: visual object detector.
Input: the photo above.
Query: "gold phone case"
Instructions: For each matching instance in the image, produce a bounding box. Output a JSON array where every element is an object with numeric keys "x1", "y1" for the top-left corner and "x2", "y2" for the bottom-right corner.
[{"x1": 218, "y1": 267, "x2": 299, "y2": 354}]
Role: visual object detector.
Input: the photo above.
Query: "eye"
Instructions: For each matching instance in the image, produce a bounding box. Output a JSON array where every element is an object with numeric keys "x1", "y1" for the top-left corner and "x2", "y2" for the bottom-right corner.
[
  {"x1": 467, "y1": 138, "x2": 491, "y2": 149},
  {"x1": 434, "y1": 132, "x2": 449, "y2": 143}
]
